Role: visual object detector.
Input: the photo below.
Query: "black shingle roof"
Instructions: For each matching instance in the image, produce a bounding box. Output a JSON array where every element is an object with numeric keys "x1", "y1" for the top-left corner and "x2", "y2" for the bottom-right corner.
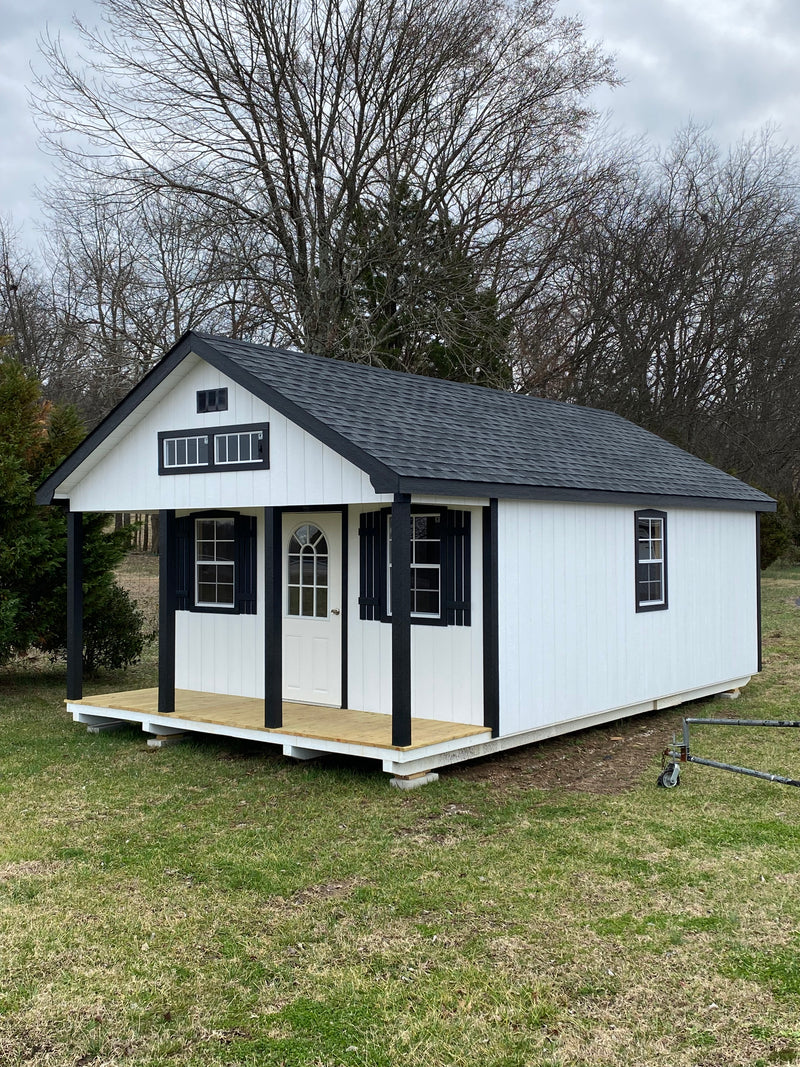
[
  {"x1": 36, "y1": 330, "x2": 775, "y2": 510},
  {"x1": 198, "y1": 333, "x2": 773, "y2": 509}
]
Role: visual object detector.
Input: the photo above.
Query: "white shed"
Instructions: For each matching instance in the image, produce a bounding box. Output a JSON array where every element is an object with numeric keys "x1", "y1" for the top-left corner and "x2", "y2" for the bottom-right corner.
[{"x1": 37, "y1": 331, "x2": 775, "y2": 784}]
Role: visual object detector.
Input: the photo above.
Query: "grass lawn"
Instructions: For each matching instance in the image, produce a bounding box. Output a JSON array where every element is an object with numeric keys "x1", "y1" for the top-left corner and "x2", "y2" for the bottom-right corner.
[{"x1": 1, "y1": 569, "x2": 800, "y2": 1066}]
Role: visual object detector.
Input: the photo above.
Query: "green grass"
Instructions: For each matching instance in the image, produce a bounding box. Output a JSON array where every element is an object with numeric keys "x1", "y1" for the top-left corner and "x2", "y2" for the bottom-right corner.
[{"x1": 1, "y1": 569, "x2": 800, "y2": 1064}]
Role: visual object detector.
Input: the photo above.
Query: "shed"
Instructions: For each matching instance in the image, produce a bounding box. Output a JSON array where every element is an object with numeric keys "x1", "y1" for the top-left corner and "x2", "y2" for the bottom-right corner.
[{"x1": 37, "y1": 331, "x2": 776, "y2": 784}]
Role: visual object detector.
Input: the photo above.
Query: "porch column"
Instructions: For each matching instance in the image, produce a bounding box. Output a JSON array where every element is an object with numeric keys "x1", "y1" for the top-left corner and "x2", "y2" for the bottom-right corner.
[
  {"x1": 158, "y1": 509, "x2": 176, "y2": 714},
  {"x1": 66, "y1": 509, "x2": 83, "y2": 701},
  {"x1": 263, "y1": 506, "x2": 283, "y2": 728},
  {"x1": 482, "y1": 498, "x2": 500, "y2": 738},
  {"x1": 391, "y1": 493, "x2": 412, "y2": 747}
]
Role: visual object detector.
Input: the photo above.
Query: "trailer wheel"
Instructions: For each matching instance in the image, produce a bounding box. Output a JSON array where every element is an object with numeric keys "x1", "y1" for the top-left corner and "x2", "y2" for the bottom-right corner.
[{"x1": 657, "y1": 762, "x2": 681, "y2": 788}]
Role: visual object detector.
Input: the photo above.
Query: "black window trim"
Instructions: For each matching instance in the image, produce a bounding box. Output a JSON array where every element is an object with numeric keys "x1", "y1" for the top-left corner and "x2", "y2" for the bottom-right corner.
[
  {"x1": 635, "y1": 508, "x2": 668, "y2": 613},
  {"x1": 380, "y1": 505, "x2": 449, "y2": 627},
  {"x1": 177, "y1": 510, "x2": 258, "y2": 615},
  {"x1": 196, "y1": 387, "x2": 228, "y2": 413},
  {"x1": 158, "y1": 421, "x2": 269, "y2": 475}
]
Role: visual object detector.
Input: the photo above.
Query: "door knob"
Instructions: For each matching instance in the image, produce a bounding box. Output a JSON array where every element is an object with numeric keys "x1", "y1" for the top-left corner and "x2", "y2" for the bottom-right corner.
[{"x1": 331, "y1": 608, "x2": 340, "y2": 615}]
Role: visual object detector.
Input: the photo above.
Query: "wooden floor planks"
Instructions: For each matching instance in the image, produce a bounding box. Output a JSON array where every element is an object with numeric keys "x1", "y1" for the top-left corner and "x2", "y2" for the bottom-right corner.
[{"x1": 74, "y1": 688, "x2": 490, "y2": 751}]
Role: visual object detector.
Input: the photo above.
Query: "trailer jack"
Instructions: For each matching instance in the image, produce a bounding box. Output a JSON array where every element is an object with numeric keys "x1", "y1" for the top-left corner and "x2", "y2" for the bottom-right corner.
[{"x1": 658, "y1": 717, "x2": 800, "y2": 789}]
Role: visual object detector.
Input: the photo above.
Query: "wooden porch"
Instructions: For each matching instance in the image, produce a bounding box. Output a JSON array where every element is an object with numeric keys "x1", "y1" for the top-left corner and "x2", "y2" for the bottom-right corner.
[{"x1": 71, "y1": 687, "x2": 490, "y2": 752}]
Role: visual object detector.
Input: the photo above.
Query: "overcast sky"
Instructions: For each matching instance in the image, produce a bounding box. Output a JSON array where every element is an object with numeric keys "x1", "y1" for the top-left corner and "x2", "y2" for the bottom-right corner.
[{"x1": 3, "y1": 0, "x2": 800, "y2": 246}]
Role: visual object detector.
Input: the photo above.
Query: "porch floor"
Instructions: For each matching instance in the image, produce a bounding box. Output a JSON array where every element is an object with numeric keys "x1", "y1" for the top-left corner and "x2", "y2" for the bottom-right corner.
[{"x1": 72, "y1": 688, "x2": 490, "y2": 752}]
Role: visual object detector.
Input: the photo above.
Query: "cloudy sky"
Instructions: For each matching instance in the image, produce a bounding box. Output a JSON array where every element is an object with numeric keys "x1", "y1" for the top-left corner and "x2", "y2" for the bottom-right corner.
[{"x1": 3, "y1": 0, "x2": 800, "y2": 245}]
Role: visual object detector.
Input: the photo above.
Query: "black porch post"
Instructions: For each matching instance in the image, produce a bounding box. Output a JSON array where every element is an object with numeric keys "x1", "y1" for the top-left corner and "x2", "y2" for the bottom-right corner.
[
  {"x1": 66, "y1": 510, "x2": 84, "y2": 701},
  {"x1": 264, "y1": 507, "x2": 283, "y2": 728},
  {"x1": 482, "y1": 498, "x2": 500, "y2": 738},
  {"x1": 158, "y1": 509, "x2": 176, "y2": 713},
  {"x1": 391, "y1": 493, "x2": 412, "y2": 747}
]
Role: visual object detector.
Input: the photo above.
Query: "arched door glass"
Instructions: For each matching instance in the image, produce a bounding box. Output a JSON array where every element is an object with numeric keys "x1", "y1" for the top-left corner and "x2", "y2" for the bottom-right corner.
[{"x1": 287, "y1": 523, "x2": 329, "y2": 617}]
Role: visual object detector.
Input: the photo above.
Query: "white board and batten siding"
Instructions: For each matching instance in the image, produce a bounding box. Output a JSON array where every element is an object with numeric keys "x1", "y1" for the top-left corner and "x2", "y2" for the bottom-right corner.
[
  {"x1": 345, "y1": 506, "x2": 485, "y2": 726},
  {"x1": 497, "y1": 500, "x2": 758, "y2": 736},
  {"x1": 174, "y1": 508, "x2": 265, "y2": 699},
  {"x1": 57, "y1": 353, "x2": 388, "y2": 512}
]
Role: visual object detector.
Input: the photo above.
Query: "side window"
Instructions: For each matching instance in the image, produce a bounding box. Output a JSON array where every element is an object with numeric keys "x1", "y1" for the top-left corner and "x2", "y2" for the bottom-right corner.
[
  {"x1": 635, "y1": 510, "x2": 667, "y2": 612},
  {"x1": 387, "y1": 512, "x2": 442, "y2": 619},
  {"x1": 175, "y1": 512, "x2": 257, "y2": 615},
  {"x1": 195, "y1": 517, "x2": 235, "y2": 608},
  {"x1": 358, "y1": 507, "x2": 471, "y2": 626}
]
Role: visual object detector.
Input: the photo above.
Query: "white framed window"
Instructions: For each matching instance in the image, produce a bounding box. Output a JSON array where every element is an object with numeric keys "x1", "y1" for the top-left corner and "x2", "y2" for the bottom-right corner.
[
  {"x1": 163, "y1": 434, "x2": 210, "y2": 469},
  {"x1": 159, "y1": 423, "x2": 269, "y2": 474},
  {"x1": 635, "y1": 510, "x2": 667, "y2": 611},
  {"x1": 195, "y1": 517, "x2": 235, "y2": 608},
  {"x1": 287, "y1": 524, "x2": 329, "y2": 617},
  {"x1": 387, "y1": 512, "x2": 442, "y2": 619},
  {"x1": 215, "y1": 429, "x2": 264, "y2": 465}
]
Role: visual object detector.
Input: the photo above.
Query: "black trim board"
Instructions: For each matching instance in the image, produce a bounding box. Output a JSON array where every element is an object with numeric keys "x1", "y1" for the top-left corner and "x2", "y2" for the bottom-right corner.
[
  {"x1": 36, "y1": 330, "x2": 397, "y2": 505},
  {"x1": 341, "y1": 507, "x2": 349, "y2": 710},
  {"x1": 188, "y1": 335, "x2": 397, "y2": 490},
  {"x1": 158, "y1": 422, "x2": 269, "y2": 475},
  {"x1": 482, "y1": 500, "x2": 500, "y2": 738},
  {"x1": 158, "y1": 509, "x2": 177, "y2": 714},
  {"x1": 390, "y1": 476, "x2": 777, "y2": 513},
  {"x1": 66, "y1": 510, "x2": 83, "y2": 701},
  {"x1": 37, "y1": 333, "x2": 198, "y2": 504},
  {"x1": 264, "y1": 507, "x2": 283, "y2": 728},
  {"x1": 757, "y1": 512, "x2": 763, "y2": 673},
  {"x1": 390, "y1": 494, "x2": 412, "y2": 748}
]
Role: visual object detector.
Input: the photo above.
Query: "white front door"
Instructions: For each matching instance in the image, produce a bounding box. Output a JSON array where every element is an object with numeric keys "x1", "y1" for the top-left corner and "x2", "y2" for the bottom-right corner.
[{"x1": 282, "y1": 512, "x2": 343, "y2": 706}]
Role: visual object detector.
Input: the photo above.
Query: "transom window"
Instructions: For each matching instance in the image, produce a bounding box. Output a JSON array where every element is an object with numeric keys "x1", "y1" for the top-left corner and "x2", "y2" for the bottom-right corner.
[
  {"x1": 287, "y1": 524, "x2": 329, "y2": 618},
  {"x1": 635, "y1": 510, "x2": 667, "y2": 611},
  {"x1": 388, "y1": 512, "x2": 442, "y2": 618},
  {"x1": 195, "y1": 517, "x2": 235, "y2": 608},
  {"x1": 163, "y1": 434, "x2": 209, "y2": 469},
  {"x1": 215, "y1": 430, "x2": 263, "y2": 465},
  {"x1": 158, "y1": 423, "x2": 269, "y2": 474}
]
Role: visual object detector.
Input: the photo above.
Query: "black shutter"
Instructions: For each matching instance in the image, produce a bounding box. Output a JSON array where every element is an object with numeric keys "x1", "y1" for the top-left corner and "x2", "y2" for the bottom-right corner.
[
  {"x1": 445, "y1": 510, "x2": 471, "y2": 626},
  {"x1": 358, "y1": 510, "x2": 382, "y2": 620},
  {"x1": 175, "y1": 516, "x2": 191, "y2": 611},
  {"x1": 235, "y1": 514, "x2": 258, "y2": 615}
]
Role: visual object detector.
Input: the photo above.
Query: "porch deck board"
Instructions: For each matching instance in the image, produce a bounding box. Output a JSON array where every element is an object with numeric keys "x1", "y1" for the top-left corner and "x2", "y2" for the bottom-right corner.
[{"x1": 73, "y1": 688, "x2": 490, "y2": 751}]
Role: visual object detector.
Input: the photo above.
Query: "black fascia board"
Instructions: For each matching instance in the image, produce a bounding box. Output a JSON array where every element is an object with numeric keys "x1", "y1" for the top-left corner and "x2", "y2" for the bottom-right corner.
[
  {"x1": 36, "y1": 331, "x2": 198, "y2": 505},
  {"x1": 35, "y1": 330, "x2": 397, "y2": 505},
  {"x1": 182, "y1": 335, "x2": 398, "y2": 491},
  {"x1": 389, "y1": 476, "x2": 777, "y2": 512}
]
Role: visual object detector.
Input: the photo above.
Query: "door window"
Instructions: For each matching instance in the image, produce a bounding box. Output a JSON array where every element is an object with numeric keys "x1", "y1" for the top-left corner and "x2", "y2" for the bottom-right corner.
[{"x1": 287, "y1": 524, "x2": 329, "y2": 617}]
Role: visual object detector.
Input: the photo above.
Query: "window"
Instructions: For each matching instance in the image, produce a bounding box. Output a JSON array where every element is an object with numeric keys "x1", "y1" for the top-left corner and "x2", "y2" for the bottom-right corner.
[
  {"x1": 387, "y1": 512, "x2": 442, "y2": 618},
  {"x1": 158, "y1": 423, "x2": 269, "y2": 474},
  {"x1": 197, "y1": 388, "x2": 228, "y2": 413},
  {"x1": 635, "y1": 509, "x2": 667, "y2": 611},
  {"x1": 358, "y1": 506, "x2": 471, "y2": 626},
  {"x1": 195, "y1": 517, "x2": 235, "y2": 608},
  {"x1": 287, "y1": 524, "x2": 329, "y2": 617},
  {"x1": 174, "y1": 512, "x2": 258, "y2": 615},
  {"x1": 215, "y1": 429, "x2": 264, "y2": 466},
  {"x1": 163, "y1": 433, "x2": 209, "y2": 469}
]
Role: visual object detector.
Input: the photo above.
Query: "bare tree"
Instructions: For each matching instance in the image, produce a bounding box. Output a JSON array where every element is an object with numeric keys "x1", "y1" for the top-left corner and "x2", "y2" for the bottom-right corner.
[
  {"x1": 34, "y1": 0, "x2": 615, "y2": 373},
  {"x1": 518, "y1": 126, "x2": 800, "y2": 494}
]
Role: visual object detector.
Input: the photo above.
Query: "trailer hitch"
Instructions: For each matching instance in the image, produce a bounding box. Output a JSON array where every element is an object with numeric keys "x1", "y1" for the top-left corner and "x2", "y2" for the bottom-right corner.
[{"x1": 657, "y1": 717, "x2": 800, "y2": 789}]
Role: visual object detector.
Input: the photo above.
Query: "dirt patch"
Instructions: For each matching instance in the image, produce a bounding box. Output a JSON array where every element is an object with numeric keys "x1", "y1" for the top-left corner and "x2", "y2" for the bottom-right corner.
[{"x1": 442, "y1": 704, "x2": 698, "y2": 795}]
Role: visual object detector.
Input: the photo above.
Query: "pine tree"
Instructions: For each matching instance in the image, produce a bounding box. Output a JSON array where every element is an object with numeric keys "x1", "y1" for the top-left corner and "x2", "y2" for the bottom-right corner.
[{"x1": 0, "y1": 353, "x2": 146, "y2": 671}]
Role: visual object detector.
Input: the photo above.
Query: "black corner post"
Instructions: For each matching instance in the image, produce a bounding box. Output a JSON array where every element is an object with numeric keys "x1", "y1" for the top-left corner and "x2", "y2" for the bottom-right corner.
[
  {"x1": 482, "y1": 498, "x2": 500, "y2": 738},
  {"x1": 66, "y1": 510, "x2": 84, "y2": 701},
  {"x1": 264, "y1": 507, "x2": 283, "y2": 728},
  {"x1": 391, "y1": 493, "x2": 412, "y2": 747},
  {"x1": 756, "y1": 511, "x2": 763, "y2": 673},
  {"x1": 158, "y1": 509, "x2": 177, "y2": 713}
]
